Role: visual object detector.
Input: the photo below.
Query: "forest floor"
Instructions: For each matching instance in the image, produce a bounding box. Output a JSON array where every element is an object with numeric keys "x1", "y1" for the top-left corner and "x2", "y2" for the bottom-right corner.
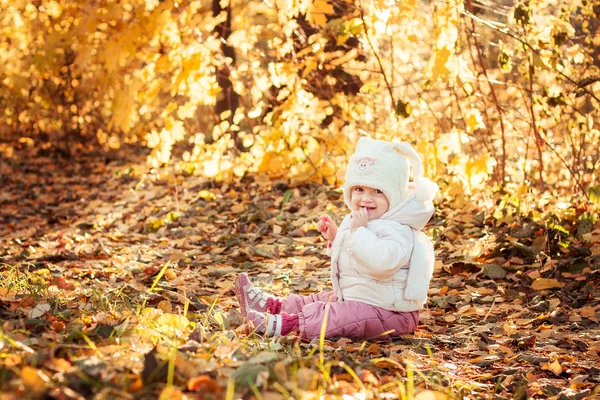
[{"x1": 0, "y1": 143, "x2": 599, "y2": 400}]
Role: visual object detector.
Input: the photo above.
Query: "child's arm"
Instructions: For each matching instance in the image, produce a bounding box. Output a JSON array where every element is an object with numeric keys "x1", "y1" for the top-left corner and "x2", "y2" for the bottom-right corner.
[{"x1": 348, "y1": 225, "x2": 413, "y2": 279}]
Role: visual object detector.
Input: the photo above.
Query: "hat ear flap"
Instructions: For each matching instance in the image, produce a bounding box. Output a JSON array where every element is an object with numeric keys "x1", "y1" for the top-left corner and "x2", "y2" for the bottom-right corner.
[{"x1": 394, "y1": 142, "x2": 423, "y2": 178}]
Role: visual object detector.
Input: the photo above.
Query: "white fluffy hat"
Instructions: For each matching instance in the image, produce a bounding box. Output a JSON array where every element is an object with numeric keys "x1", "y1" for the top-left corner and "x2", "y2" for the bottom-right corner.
[{"x1": 343, "y1": 137, "x2": 424, "y2": 210}]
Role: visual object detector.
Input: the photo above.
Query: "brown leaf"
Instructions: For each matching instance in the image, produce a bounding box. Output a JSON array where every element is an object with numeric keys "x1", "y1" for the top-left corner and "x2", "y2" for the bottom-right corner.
[
  {"x1": 367, "y1": 343, "x2": 381, "y2": 355},
  {"x1": 579, "y1": 306, "x2": 596, "y2": 318},
  {"x1": 142, "y1": 347, "x2": 168, "y2": 385},
  {"x1": 483, "y1": 264, "x2": 507, "y2": 279},
  {"x1": 157, "y1": 300, "x2": 173, "y2": 313},
  {"x1": 188, "y1": 375, "x2": 221, "y2": 393},
  {"x1": 531, "y1": 235, "x2": 547, "y2": 255},
  {"x1": 503, "y1": 322, "x2": 517, "y2": 336},
  {"x1": 531, "y1": 278, "x2": 564, "y2": 290},
  {"x1": 51, "y1": 321, "x2": 66, "y2": 332}
]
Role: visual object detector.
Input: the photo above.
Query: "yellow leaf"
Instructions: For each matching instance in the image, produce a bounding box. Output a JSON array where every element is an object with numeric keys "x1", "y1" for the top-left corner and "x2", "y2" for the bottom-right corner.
[
  {"x1": 427, "y1": 45, "x2": 452, "y2": 82},
  {"x1": 530, "y1": 278, "x2": 564, "y2": 291},
  {"x1": 541, "y1": 359, "x2": 563, "y2": 376},
  {"x1": 159, "y1": 387, "x2": 184, "y2": 400},
  {"x1": 4, "y1": 354, "x2": 22, "y2": 367},
  {"x1": 127, "y1": 376, "x2": 143, "y2": 393},
  {"x1": 21, "y1": 367, "x2": 48, "y2": 389},
  {"x1": 414, "y1": 390, "x2": 448, "y2": 400},
  {"x1": 177, "y1": 101, "x2": 198, "y2": 120},
  {"x1": 164, "y1": 268, "x2": 178, "y2": 281},
  {"x1": 464, "y1": 109, "x2": 485, "y2": 133},
  {"x1": 309, "y1": 0, "x2": 335, "y2": 27},
  {"x1": 302, "y1": 58, "x2": 319, "y2": 79},
  {"x1": 43, "y1": 1, "x2": 63, "y2": 18},
  {"x1": 198, "y1": 190, "x2": 216, "y2": 201}
]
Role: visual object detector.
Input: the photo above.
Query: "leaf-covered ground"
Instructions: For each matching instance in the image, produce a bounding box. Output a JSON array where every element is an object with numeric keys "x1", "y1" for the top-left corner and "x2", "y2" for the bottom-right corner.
[{"x1": 1, "y1": 145, "x2": 599, "y2": 400}]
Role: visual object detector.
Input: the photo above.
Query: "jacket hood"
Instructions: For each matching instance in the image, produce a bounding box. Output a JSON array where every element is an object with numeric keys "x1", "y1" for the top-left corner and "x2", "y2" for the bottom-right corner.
[{"x1": 379, "y1": 177, "x2": 438, "y2": 230}]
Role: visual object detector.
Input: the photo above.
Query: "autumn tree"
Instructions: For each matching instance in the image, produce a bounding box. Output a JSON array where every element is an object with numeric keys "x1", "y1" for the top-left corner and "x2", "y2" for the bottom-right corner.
[{"x1": 0, "y1": 0, "x2": 599, "y2": 201}]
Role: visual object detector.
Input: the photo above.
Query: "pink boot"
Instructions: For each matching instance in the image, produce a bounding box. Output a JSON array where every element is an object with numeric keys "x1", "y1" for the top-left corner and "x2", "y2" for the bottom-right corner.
[
  {"x1": 245, "y1": 311, "x2": 299, "y2": 337},
  {"x1": 235, "y1": 273, "x2": 282, "y2": 317}
]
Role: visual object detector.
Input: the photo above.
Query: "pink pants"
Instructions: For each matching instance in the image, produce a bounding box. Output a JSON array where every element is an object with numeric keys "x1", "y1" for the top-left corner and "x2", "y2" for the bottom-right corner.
[{"x1": 281, "y1": 291, "x2": 420, "y2": 341}]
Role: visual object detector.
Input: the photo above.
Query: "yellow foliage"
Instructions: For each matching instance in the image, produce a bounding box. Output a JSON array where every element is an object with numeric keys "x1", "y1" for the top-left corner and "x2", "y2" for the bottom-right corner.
[
  {"x1": 0, "y1": 0, "x2": 598, "y2": 195},
  {"x1": 308, "y1": 0, "x2": 336, "y2": 27},
  {"x1": 425, "y1": 0, "x2": 463, "y2": 83},
  {"x1": 464, "y1": 109, "x2": 485, "y2": 133}
]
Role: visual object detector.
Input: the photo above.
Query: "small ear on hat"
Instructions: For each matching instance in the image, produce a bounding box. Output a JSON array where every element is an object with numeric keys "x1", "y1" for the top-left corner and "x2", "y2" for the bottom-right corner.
[{"x1": 394, "y1": 142, "x2": 423, "y2": 178}]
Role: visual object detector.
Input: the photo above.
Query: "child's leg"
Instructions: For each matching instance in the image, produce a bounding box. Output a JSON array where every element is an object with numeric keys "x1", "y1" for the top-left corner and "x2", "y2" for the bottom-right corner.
[
  {"x1": 244, "y1": 290, "x2": 338, "y2": 337},
  {"x1": 281, "y1": 291, "x2": 338, "y2": 314},
  {"x1": 245, "y1": 311, "x2": 299, "y2": 337},
  {"x1": 298, "y1": 300, "x2": 420, "y2": 340},
  {"x1": 235, "y1": 273, "x2": 282, "y2": 317}
]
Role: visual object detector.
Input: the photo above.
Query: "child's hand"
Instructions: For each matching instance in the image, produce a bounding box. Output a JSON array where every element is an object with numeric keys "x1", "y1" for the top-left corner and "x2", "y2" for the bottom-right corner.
[
  {"x1": 317, "y1": 214, "x2": 338, "y2": 242},
  {"x1": 350, "y1": 209, "x2": 368, "y2": 232}
]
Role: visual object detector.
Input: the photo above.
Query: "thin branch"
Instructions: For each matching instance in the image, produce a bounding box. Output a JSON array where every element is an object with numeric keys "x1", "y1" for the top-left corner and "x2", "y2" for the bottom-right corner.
[
  {"x1": 465, "y1": 0, "x2": 506, "y2": 186},
  {"x1": 462, "y1": 8, "x2": 600, "y2": 104},
  {"x1": 527, "y1": 52, "x2": 545, "y2": 187},
  {"x1": 537, "y1": 132, "x2": 590, "y2": 200},
  {"x1": 357, "y1": 0, "x2": 396, "y2": 113}
]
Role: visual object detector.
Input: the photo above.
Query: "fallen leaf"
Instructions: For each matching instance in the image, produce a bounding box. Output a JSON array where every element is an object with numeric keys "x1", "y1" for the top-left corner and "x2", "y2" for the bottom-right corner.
[
  {"x1": 503, "y1": 322, "x2": 517, "y2": 336},
  {"x1": 21, "y1": 366, "x2": 48, "y2": 389},
  {"x1": 508, "y1": 257, "x2": 524, "y2": 265},
  {"x1": 159, "y1": 387, "x2": 184, "y2": 400},
  {"x1": 164, "y1": 268, "x2": 178, "y2": 280},
  {"x1": 579, "y1": 306, "x2": 596, "y2": 318},
  {"x1": 188, "y1": 375, "x2": 221, "y2": 393},
  {"x1": 29, "y1": 303, "x2": 51, "y2": 318},
  {"x1": 414, "y1": 390, "x2": 448, "y2": 400},
  {"x1": 231, "y1": 203, "x2": 246, "y2": 213},
  {"x1": 527, "y1": 270, "x2": 541, "y2": 279},
  {"x1": 45, "y1": 358, "x2": 73, "y2": 373},
  {"x1": 531, "y1": 235, "x2": 547, "y2": 254},
  {"x1": 127, "y1": 376, "x2": 143, "y2": 393},
  {"x1": 157, "y1": 300, "x2": 173, "y2": 313},
  {"x1": 4, "y1": 354, "x2": 22, "y2": 367},
  {"x1": 51, "y1": 321, "x2": 66, "y2": 332},
  {"x1": 541, "y1": 359, "x2": 563, "y2": 376},
  {"x1": 296, "y1": 367, "x2": 318, "y2": 390},
  {"x1": 549, "y1": 298, "x2": 561, "y2": 309},
  {"x1": 531, "y1": 278, "x2": 564, "y2": 291},
  {"x1": 142, "y1": 347, "x2": 169, "y2": 385},
  {"x1": 570, "y1": 314, "x2": 582, "y2": 322},
  {"x1": 483, "y1": 264, "x2": 507, "y2": 279}
]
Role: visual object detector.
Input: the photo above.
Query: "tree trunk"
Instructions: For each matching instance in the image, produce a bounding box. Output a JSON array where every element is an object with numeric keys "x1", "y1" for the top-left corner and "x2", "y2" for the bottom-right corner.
[{"x1": 212, "y1": 0, "x2": 244, "y2": 150}]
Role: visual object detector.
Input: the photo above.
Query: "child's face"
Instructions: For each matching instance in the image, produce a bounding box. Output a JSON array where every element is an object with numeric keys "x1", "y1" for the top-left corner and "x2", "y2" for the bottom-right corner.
[{"x1": 350, "y1": 186, "x2": 389, "y2": 220}]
